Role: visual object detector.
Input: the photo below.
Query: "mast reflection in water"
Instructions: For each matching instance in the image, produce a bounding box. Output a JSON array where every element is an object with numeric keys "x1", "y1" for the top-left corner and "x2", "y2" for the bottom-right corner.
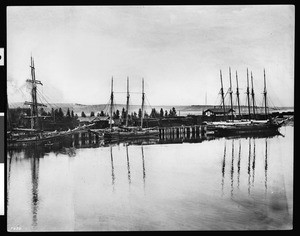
[
  {"x1": 265, "y1": 138, "x2": 268, "y2": 193},
  {"x1": 141, "y1": 146, "x2": 146, "y2": 191},
  {"x1": 7, "y1": 126, "x2": 293, "y2": 231},
  {"x1": 110, "y1": 146, "x2": 115, "y2": 191},
  {"x1": 126, "y1": 145, "x2": 131, "y2": 185},
  {"x1": 237, "y1": 140, "x2": 241, "y2": 189},
  {"x1": 30, "y1": 151, "x2": 40, "y2": 228},
  {"x1": 221, "y1": 137, "x2": 269, "y2": 198}
]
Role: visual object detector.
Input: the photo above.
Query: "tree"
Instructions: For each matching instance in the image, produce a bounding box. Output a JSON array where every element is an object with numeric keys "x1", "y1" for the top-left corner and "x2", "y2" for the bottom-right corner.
[
  {"x1": 113, "y1": 109, "x2": 120, "y2": 119},
  {"x1": 150, "y1": 108, "x2": 158, "y2": 118},
  {"x1": 132, "y1": 112, "x2": 137, "y2": 118},
  {"x1": 121, "y1": 107, "x2": 126, "y2": 120},
  {"x1": 58, "y1": 108, "x2": 64, "y2": 119},
  {"x1": 81, "y1": 111, "x2": 86, "y2": 117},
  {"x1": 138, "y1": 108, "x2": 142, "y2": 118},
  {"x1": 172, "y1": 107, "x2": 177, "y2": 116},
  {"x1": 66, "y1": 108, "x2": 71, "y2": 117},
  {"x1": 100, "y1": 110, "x2": 105, "y2": 116},
  {"x1": 160, "y1": 108, "x2": 164, "y2": 118},
  {"x1": 164, "y1": 110, "x2": 168, "y2": 117},
  {"x1": 90, "y1": 111, "x2": 95, "y2": 117},
  {"x1": 71, "y1": 110, "x2": 74, "y2": 118},
  {"x1": 54, "y1": 109, "x2": 59, "y2": 119}
]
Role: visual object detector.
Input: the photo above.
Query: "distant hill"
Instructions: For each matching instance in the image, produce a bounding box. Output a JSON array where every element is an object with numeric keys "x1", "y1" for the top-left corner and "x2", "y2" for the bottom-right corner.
[{"x1": 8, "y1": 102, "x2": 294, "y2": 117}]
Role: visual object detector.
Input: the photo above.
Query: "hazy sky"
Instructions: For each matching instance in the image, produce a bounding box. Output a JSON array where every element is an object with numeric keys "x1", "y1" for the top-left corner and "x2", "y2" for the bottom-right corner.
[{"x1": 7, "y1": 5, "x2": 294, "y2": 107}]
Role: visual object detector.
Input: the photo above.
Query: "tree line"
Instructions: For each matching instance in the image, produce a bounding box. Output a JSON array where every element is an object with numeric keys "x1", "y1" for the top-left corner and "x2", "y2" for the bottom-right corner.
[
  {"x1": 80, "y1": 107, "x2": 178, "y2": 119},
  {"x1": 8, "y1": 107, "x2": 79, "y2": 130},
  {"x1": 39, "y1": 107, "x2": 78, "y2": 120}
]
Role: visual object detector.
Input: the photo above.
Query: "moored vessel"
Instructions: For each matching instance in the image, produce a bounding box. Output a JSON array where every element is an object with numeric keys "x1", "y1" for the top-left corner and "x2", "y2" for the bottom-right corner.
[
  {"x1": 7, "y1": 56, "x2": 93, "y2": 148},
  {"x1": 103, "y1": 77, "x2": 159, "y2": 142},
  {"x1": 205, "y1": 68, "x2": 286, "y2": 136}
]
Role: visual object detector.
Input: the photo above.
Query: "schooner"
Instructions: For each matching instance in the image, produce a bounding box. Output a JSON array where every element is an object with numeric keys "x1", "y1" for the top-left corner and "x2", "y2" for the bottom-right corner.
[
  {"x1": 103, "y1": 77, "x2": 159, "y2": 142},
  {"x1": 205, "y1": 68, "x2": 285, "y2": 136}
]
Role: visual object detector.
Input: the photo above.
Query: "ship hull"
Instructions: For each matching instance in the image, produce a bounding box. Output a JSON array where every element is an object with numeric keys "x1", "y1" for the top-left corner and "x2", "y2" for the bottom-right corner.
[
  {"x1": 103, "y1": 129, "x2": 159, "y2": 142},
  {"x1": 212, "y1": 122, "x2": 281, "y2": 136},
  {"x1": 7, "y1": 133, "x2": 73, "y2": 149}
]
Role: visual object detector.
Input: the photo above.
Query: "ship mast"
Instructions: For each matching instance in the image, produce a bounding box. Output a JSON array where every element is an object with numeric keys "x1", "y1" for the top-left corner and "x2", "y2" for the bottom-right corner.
[
  {"x1": 110, "y1": 77, "x2": 114, "y2": 131},
  {"x1": 24, "y1": 56, "x2": 46, "y2": 130},
  {"x1": 229, "y1": 67, "x2": 234, "y2": 121},
  {"x1": 141, "y1": 78, "x2": 145, "y2": 128},
  {"x1": 246, "y1": 68, "x2": 251, "y2": 120},
  {"x1": 263, "y1": 69, "x2": 268, "y2": 119},
  {"x1": 125, "y1": 77, "x2": 130, "y2": 127},
  {"x1": 31, "y1": 57, "x2": 38, "y2": 128},
  {"x1": 220, "y1": 70, "x2": 226, "y2": 121},
  {"x1": 251, "y1": 72, "x2": 256, "y2": 119},
  {"x1": 236, "y1": 71, "x2": 241, "y2": 118}
]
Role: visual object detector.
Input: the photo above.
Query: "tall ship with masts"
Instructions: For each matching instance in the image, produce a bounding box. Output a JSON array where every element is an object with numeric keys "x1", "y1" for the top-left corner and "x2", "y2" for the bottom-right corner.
[
  {"x1": 7, "y1": 56, "x2": 92, "y2": 148},
  {"x1": 205, "y1": 68, "x2": 286, "y2": 136},
  {"x1": 103, "y1": 77, "x2": 159, "y2": 142}
]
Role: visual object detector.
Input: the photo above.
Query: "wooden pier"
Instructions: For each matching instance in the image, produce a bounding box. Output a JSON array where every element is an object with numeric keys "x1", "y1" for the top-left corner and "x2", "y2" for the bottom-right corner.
[
  {"x1": 8, "y1": 125, "x2": 212, "y2": 149},
  {"x1": 69, "y1": 125, "x2": 210, "y2": 145},
  {"x1": 65, "y1": 125, "x2": 210, "y2": 147},
  {"x1": 70, "y1": 129, "x2": 103, "y2": 147},
  {"x1": 158, "y1": 125, "x2": 207, "y2": 141}
]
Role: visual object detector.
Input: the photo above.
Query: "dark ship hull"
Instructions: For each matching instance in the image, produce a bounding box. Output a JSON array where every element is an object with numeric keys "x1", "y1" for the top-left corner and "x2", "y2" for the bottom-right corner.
[
  {"x1": 211, "y1": 120, "x2": 283, "y2": 137},
  {"x1": 103, "y1": 128, "x2": 159, "y2": 142},
  {"x1": 7, "y1": 131, "x2": 73, "y2": 149}
]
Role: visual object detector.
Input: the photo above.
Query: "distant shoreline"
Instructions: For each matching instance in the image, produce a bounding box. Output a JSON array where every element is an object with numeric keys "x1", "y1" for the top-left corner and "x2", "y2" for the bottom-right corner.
[{"x1": 8, "y1": 102, "x2": 294, "y2": 117}]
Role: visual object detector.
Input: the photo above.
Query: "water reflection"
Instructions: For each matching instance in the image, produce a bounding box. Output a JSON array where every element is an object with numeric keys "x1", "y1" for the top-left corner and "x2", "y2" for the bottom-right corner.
[
  {"x1": 110, "y1": 146, "x2": 115, "y2": 191},
  {"x1": 252, "y1": 139, "x2": 256, "y2": 187},
  {"x1": 221, "y1": 137, "x2": 270, "y2": 198},
  {"x1": 141, "y1": 146, "x2": 146, "y2": 191},
  {"x1": 20, "y1": 148, "x2": 43, "y2": 229},
  {"x1": 126, "y1": 145, "x2": 131, "y2": 185},
  {"x1": 248, "y1": 139, "x2": 252, "y2": 195},
  {"x1": 231, "y1": 140, "x2": 234, "y2": 197},
  {"x1": 265, "y1": 138, "x2": 268, "y2": 194},
  {"x1": 108, "y1": 144, "x2": 147, "y2": 192},
  {"x1": 30, "y1": 154, "x2": 39, "y2": 228},
  {"x1": 221, "y1": 141, "x2": 226, "y2": 196},
  {"x1": 59, "y1": 147, "x2": 76, "y2": 157},
  {"x1": 237, "y1": 140, "x2": 241, "y2": 189},
  {"x1": 7, "y1": 126, "x2": 291, "y2": 231}
]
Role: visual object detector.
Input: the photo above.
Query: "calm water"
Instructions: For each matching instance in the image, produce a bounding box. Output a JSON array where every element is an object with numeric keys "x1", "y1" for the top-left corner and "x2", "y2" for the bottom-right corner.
[{"x1": 7, "y1": 126, "x2": 293, "y2": 231}]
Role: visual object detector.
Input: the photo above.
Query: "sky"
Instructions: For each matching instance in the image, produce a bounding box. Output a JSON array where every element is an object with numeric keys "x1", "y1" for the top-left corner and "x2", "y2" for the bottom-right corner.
[{"x1": 7, "y1": 5, "x2": 294, "y2": 107}]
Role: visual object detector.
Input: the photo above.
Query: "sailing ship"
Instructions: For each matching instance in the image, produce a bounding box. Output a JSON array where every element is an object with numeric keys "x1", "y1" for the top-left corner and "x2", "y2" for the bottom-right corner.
[
  {"x1": 103, "y1": 77, "x2": 159, "y2": 142},
  {"x1": 205, "y1": 68, "x2": 285, "y2": 136},
  {"x1": 7, "y1": 56, "x2": 93, "y2": 148}
]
